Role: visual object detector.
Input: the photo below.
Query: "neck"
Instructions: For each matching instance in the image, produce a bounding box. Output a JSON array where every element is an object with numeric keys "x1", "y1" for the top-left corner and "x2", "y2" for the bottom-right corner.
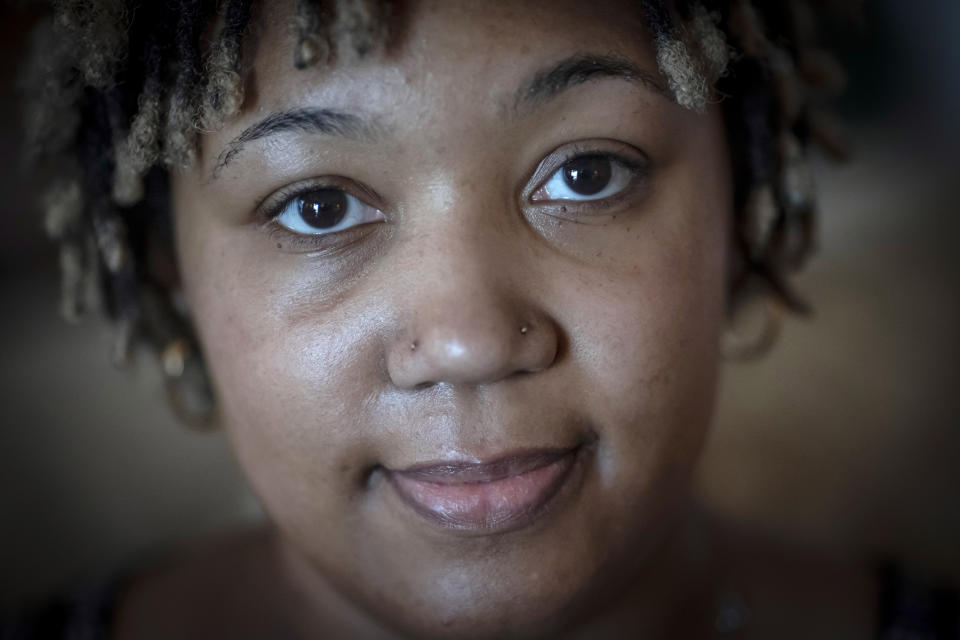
[
  {"x1": 273, "y1": 534, "x2": 401, "y2": 640},
  {"x1": 562, "y1": 499, "x2": 722, "y2": 639}
]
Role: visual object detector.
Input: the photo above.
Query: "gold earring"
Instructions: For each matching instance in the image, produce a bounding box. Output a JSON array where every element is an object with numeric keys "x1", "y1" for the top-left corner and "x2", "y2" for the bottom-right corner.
[
  {"x1": 722, "y1": 296, "x2": 781, "y2": 361},
  {"x1": 162, "y1": 338, "x2": 217, "y2": 430}
]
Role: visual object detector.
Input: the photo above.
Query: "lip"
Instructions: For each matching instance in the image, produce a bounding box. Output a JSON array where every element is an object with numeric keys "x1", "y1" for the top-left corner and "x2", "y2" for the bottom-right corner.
[{"x1": 386, "y1": 447, "x2": 583, "y2": 533}]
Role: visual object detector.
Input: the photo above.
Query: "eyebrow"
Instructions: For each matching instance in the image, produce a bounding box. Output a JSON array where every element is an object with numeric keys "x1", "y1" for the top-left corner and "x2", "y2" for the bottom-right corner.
[
  {"x1": 513, "y1": 53, "x2": 669, "y2": 111},
  {"x1": 212, "y1": 53, "x2": 668, "y2": 178},
  {"x1": 212, "y1": 108, "x2": 381, "y2": 176}
]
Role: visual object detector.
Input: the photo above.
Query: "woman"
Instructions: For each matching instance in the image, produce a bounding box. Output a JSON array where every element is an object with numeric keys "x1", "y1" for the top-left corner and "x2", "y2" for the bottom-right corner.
[{"x1": 17, "y1": 0, "x2": 956, "y2": 637}]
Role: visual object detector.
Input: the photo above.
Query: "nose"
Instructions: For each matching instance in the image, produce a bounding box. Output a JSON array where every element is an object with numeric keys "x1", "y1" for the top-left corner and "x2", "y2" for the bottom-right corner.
[{"x1": 386, "y1": 227, "x2": 559, "y2": 390}]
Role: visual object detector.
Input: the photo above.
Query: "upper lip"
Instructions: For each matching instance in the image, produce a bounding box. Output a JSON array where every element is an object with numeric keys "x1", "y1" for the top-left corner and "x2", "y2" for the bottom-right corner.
[{"x1": 390, "y1": 447, "x2": 580, "y2": 485}]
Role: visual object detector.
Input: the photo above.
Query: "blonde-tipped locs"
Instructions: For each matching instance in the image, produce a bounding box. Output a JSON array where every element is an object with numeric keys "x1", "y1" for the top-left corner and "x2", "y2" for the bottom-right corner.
[{"x1": 26, "y1": 0, "x2": 851, "y2": 421}]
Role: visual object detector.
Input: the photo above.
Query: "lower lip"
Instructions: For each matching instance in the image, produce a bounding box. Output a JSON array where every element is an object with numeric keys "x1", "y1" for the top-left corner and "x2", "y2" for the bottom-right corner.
[{"x1": 387, "y1": 451, "x2": 580, "y2": 533}]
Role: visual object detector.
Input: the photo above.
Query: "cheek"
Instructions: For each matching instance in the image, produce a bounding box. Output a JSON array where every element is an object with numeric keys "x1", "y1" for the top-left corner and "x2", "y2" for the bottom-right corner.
[
  {"x1": 575, "y1": 233, "x2": 724, "y2": 472},
  {"x1": 172, "y1": 206, "x2": 386, "y2": 525},
  {"x1": 604, "y1": 218, "x2": 725, "y2": 415},
  {"x1": 564, "y1": 151, "x2": 730, "y2": 496}
]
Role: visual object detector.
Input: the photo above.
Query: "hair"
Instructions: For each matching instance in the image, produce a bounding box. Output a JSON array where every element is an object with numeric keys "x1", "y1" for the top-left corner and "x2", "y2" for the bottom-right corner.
[{"x1": 24, "y1": 0, "x2": 850, "y2": 424}]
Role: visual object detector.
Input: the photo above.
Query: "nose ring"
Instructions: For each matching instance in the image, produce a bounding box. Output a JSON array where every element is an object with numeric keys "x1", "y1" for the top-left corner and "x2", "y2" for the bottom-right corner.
[{"x1": 520, "y1": 325, "x2": 528, "y2": 335}]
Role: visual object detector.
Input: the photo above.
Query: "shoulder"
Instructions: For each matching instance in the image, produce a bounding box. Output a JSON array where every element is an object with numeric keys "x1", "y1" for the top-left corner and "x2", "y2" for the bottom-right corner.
[{"x1": 111, "y1": 526, "x2": 299, "y2": 640}]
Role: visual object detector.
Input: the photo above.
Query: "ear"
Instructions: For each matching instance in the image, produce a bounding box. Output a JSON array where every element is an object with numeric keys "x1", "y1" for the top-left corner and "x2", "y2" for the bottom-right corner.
[{"x1": 145, "y1": 214, "x2": 219, "y2": 430}]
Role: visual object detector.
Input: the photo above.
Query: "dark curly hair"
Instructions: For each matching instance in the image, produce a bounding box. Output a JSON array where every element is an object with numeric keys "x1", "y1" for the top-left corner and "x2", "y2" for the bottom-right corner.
[{"x1": 24, "y1": 0, "x2": 850, "y2": 424}]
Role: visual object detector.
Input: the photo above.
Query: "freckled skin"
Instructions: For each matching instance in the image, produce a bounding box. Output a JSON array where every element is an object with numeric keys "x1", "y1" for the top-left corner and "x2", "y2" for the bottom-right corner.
[{"x1": 171, "y1": 0, "x2": 731, "y2": 637}]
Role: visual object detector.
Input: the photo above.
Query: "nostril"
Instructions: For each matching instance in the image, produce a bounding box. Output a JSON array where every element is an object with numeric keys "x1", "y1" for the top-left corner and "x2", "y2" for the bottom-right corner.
[{"x1": 388, "y1": 314, "x2": 559, "y2": 389}]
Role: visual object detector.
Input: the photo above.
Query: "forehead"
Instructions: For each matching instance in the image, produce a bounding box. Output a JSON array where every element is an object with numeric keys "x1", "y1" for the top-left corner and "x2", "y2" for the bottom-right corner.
[
  {"x1": 246, "y1": 0, "x2": 658, "y2": 110},
  {"x1": 200, "y1": 0, "x2": 667, "y2": 173},
  {"x1": 256, "y1": 0, "x2": 654, "y2": 58}
]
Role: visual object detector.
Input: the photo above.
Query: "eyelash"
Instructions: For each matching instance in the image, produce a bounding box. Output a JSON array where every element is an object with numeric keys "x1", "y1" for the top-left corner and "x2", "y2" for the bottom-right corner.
[
  {"x1": 257, "y1": 146, "x2": 650, "y2": 250},
  {"x1": 257, "y1": 180, "x2": 385, "y2": 252},
  {"x1": 529, "y1": 151, "x2": 649, "y2": 211}
]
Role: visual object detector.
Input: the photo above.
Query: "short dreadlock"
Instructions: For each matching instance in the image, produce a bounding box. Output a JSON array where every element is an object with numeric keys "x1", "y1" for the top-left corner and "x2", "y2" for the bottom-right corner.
[{"x1": 24, "y1": 0, "x2": 850, "y2": 424}]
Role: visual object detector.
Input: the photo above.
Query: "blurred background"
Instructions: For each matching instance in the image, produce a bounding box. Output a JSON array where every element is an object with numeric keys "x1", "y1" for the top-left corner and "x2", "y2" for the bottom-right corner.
[{"x1": 1, "y1": 0, "x2": 958, "y2": 612}]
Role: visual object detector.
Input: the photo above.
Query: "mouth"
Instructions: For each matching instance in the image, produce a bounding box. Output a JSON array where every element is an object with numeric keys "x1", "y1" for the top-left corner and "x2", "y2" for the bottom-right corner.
[{"x1": 386, "y1": 446, "x2": 585, "y2": 534}]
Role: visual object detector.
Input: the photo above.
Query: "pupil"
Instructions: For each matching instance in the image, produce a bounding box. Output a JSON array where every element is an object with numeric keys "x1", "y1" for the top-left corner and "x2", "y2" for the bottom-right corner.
[
  {"x1": 299, "y1": 189, "x2": 348, "y2": 229},
  {"x1": 563, "y1": 156, "x2": 612, "y2": 196}
]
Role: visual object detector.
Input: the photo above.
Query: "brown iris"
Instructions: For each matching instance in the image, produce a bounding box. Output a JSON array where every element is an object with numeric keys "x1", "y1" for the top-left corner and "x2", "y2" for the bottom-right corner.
[
  {"x1": 563, "y1": 155, "x2": 612, "y2": 196},
  {"x1": 299, "y1": 188, "x2": 348, "y2": 229}
]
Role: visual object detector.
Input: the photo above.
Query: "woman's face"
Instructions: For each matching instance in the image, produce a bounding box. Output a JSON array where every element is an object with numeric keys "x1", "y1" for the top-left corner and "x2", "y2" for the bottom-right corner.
[{"x1": 172, "y1": 0, "x2": 731, "y2": 635}]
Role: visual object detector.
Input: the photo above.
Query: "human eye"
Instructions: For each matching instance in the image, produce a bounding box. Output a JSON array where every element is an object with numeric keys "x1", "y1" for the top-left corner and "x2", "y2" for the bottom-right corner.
[
  {"x1": 263, "y1": 184, "x2": 385, "y2": 237},
  {"x1": 528, "y1": 146, "x2": 650, "y2": 208}
]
